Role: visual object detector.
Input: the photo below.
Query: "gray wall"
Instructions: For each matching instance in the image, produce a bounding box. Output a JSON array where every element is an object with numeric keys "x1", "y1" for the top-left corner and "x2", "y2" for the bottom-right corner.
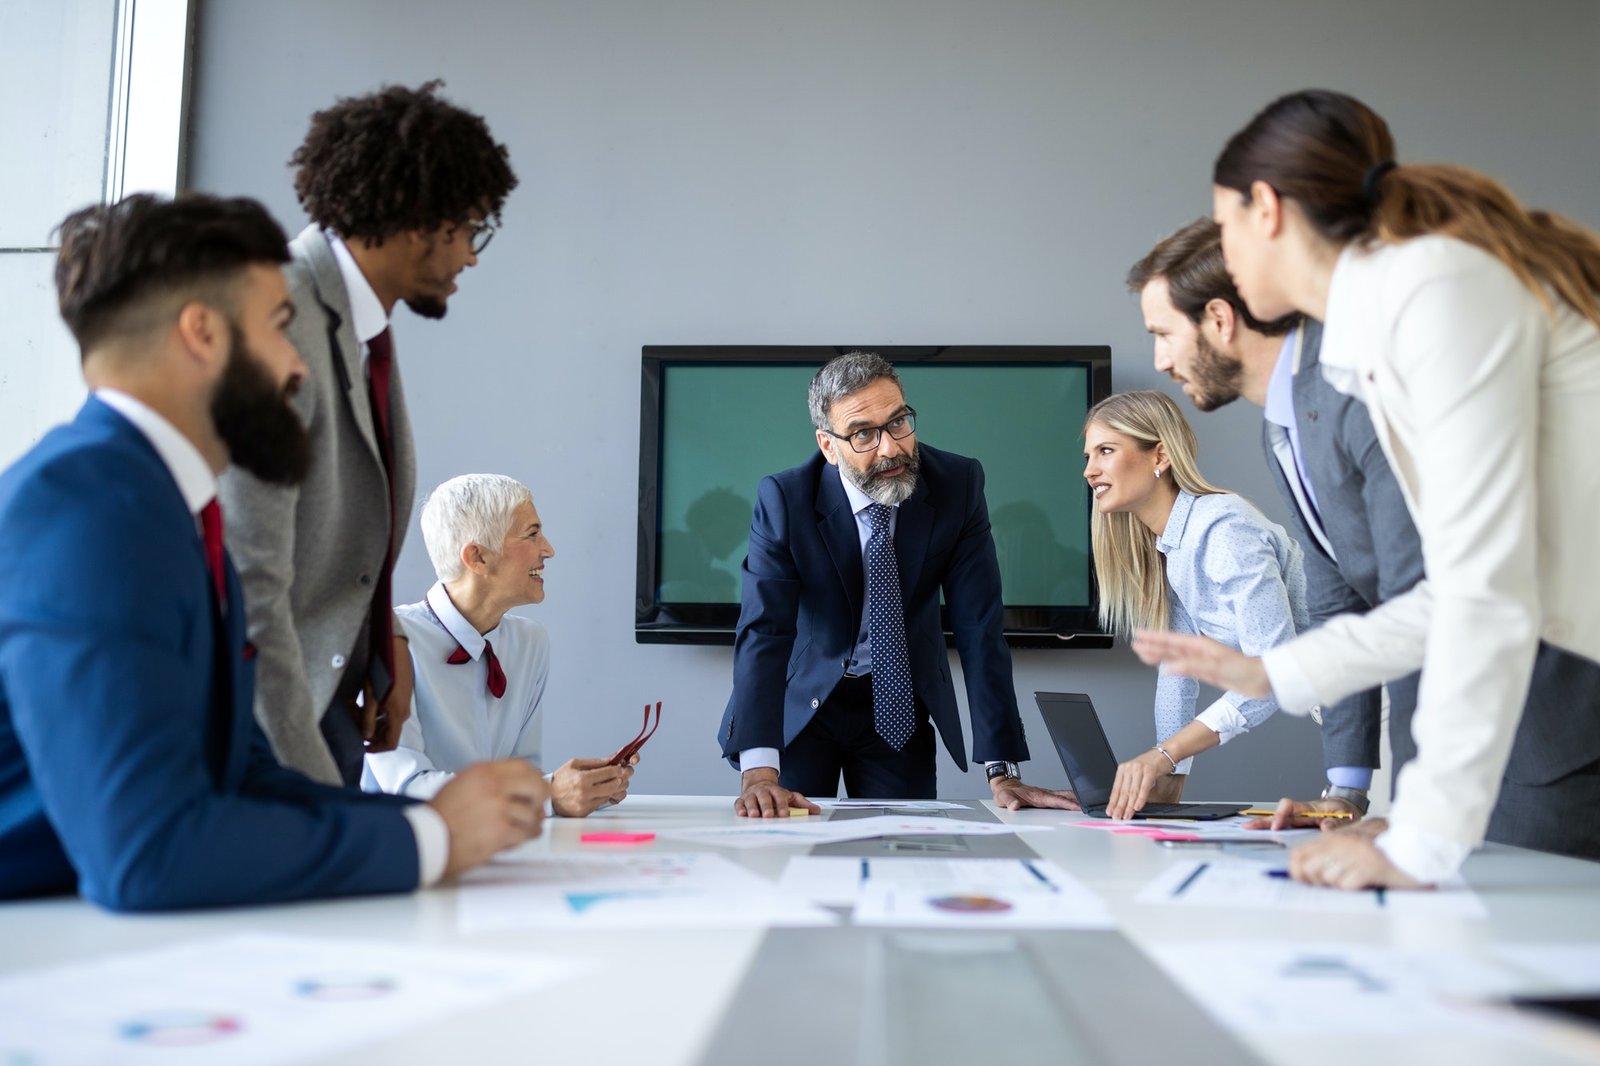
[{"x1": 187, "y1": 0, "x2": 1600, "y2": 800}]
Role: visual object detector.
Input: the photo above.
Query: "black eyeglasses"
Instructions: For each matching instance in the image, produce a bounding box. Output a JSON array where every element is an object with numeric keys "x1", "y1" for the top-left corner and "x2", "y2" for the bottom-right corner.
[
  {"x1": 458, "y1": 219, "x2": 495, "y2": 255},
  {"x1": 822, "y1": 407, "x2": 917, "y2": 453}
]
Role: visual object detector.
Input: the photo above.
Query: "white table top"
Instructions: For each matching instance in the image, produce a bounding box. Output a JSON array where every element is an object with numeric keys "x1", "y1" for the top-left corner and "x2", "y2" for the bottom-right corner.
[{"x1": 3, "y1": 795, "x2": 1599, "y2": 1066}]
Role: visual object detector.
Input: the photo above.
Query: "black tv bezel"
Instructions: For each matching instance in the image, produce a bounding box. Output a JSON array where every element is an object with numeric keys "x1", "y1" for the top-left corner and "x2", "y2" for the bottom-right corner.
[{"x1": 636, "y1": 345, "x2": 1114, "y2": 649}]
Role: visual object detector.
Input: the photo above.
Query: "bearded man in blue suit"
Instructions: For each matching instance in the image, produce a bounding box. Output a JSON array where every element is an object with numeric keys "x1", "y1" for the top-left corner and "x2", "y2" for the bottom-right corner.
[
  {"x1": 719, "y1": 351, "x2": 1078, "y2": 815},
  {"x1": 0, "y1": 193, "x2": 547, "y2": 910}
]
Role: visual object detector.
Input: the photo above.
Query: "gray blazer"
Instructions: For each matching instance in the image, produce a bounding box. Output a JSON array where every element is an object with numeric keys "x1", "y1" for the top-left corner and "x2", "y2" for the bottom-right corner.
[
  {"x1": 219, "y1": 225, "x2": 417, "y2": 784},
  {"x1": 1260, "y1": 321, "x2": 1424, "y2": 775}
]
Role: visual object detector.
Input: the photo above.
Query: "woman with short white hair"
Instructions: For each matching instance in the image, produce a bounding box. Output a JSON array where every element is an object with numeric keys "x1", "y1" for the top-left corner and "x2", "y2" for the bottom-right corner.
[{"x1": 363, "y1": 473, "x2": 635, "y2": 814}]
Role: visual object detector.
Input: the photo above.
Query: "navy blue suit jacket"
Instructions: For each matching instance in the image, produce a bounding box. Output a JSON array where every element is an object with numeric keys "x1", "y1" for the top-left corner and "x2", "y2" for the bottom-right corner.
[
  {"x1": 0, "y1": 398, "x2": 419, "y2": 910},
  {"x1": 719, "y1": 445, "x2": 1028, "y2": 771}
]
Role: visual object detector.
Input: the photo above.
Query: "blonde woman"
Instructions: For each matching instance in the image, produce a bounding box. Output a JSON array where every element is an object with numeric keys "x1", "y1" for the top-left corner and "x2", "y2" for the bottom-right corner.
[
  {"x1": 1135, "y1": 89, "x2": 1600, "y2": 891},
  {"x1": 1083, "y1": 391, "x2": 1307, "y2": 818}
]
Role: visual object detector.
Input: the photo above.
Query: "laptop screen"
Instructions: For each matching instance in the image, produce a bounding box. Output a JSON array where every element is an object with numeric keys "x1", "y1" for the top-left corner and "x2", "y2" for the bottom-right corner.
[{"x1": 1033, "y1": 692, "x2": 1120, "y2": 809}]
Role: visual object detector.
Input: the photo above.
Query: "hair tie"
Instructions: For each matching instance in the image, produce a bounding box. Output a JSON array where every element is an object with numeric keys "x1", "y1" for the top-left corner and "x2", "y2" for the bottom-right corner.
[{"x1": 1362, "y1": 160, "x2": 1397, "y2": 206}]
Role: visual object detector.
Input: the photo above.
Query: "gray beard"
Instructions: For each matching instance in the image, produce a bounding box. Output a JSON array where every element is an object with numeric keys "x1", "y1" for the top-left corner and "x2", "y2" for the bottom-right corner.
[{"x1": 843, "y1": 450, "x2": 920, "y2": 506}]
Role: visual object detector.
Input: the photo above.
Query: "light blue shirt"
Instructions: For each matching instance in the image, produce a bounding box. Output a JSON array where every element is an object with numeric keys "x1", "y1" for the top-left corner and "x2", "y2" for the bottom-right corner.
[
  {"x1": 1263, "y1": 327, "x2": 1321, "y2": 514},
  {"x1": 1154, "y1": 491, "x2": 1308, "y2": 771},
  {"x1": 362, "y1": 582, "x2": 550, "y2": 798}
]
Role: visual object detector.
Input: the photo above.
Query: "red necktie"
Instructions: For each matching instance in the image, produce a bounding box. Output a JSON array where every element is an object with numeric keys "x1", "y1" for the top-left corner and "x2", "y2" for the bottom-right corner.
[
  {"x1": 446, "y1": 640, "x2": 507, "y2": 698},
  {"x1": 200, "y1": 499, "x2": 226, "y2": 606},
  {"x1": 366, "y1": 327, "x2": 398, "y2": 700}
]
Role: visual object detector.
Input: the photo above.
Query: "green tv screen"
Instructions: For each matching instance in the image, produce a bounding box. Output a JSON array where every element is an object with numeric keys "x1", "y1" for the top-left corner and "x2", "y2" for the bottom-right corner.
[{"x1": 637, "y1": 347, "x2": 1111, "y2": 645}]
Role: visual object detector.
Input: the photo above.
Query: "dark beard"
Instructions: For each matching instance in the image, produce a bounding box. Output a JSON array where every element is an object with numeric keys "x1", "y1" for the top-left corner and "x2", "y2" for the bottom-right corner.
[
  {"x1": 1186, "y1": 331, "x2": 1245, "y2": 412},
  {"x1": 843, "y1": 446, "x2": 921, "y2": 506},
  {"x1": 211, "y1": 323, "x2": 312, "y2": 485},
  {"x1": 403, "y1": 295, "x2": 447, "y2": 320}
]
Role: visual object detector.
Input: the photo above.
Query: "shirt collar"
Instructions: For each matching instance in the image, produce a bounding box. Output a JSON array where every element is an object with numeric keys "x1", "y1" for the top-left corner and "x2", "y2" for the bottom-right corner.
[
  {"x1": 836, "y1": 462, "x2": 893, "y2": 516},
  {"x1": 1155, "y1": 489, "x2": 1198, "y2": 554},
  {"x1": 94, "y1": 388, "x2": 216, "y2": 516},
  {"x1": 325, "y1": 231, "x2": 390, "y2": 345},
  {"x1": 1318, "y1": 245, "x2": 1365, "y2": 380},
  {"x1": 426, "y1": 582, "x2": 497, "y2": 659},
  {"x1": 1262, "y1": 325, "x2": 1302, "y2": 430}
]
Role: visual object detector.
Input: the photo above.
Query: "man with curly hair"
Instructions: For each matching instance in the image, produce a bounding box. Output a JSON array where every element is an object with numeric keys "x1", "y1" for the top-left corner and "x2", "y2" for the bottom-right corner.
[{"x1": 219, "y1": 81, "x2": 518, "y2": 786}]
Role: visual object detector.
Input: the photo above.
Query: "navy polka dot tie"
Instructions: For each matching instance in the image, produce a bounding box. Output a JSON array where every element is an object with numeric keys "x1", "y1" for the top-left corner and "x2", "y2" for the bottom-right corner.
[{"x1": 865, "y1": 503, "x2": 915, "y2": 750}]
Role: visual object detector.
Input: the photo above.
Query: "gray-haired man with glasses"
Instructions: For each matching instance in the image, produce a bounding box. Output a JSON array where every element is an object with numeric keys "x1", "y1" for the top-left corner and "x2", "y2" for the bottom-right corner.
[{"x1": 718, "y1": 351, "x2": 1077, "y2": 814}]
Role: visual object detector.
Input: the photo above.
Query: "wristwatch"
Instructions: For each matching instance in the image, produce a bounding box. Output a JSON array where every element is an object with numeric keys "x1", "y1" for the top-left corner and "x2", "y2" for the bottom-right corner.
[
  {"x1": 984, "y1": 761, "x2": 1020, "y2": 782},
  {"x1": 1321, "y1": 784, "x2": 1370, "y2": 816}
]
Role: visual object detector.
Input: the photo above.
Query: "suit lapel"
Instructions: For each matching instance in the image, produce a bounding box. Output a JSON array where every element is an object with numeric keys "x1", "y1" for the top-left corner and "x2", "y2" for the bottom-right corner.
[
  {"x1": 816, "y1": 465, "x2": 863, "y2": 620},
  {"x1": 87, "y1": 398, "x2": 254, "y2": 786},
  {"x1": 295, "y1": 227, "x2": 387, "y2": 475},
  {"x1": 893, "y1": 480, "x2": 934, "y2": 603},
  {"x1": 1266, "y1": 422, "x2": 1335, "y2": 557}
]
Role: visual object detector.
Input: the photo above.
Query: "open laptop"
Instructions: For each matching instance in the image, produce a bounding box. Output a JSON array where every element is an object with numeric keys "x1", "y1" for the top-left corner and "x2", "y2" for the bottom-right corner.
[{"x1": 1033, "y1": 692, "x2": 1248, "y2": 820}]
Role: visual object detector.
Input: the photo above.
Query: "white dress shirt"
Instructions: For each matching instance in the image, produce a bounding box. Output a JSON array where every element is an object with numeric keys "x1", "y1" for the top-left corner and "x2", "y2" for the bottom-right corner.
[
  {"x1": 739, "y1": 466, "x2": 899, "y2": 775},
  {"x1": 325, "y1": 231, "x2": 390, "y2": 358},
  {"x1": 364, "y1": 582, "x2": 551, "y2": 798},
  {"x1": 1154, "y1": 490, "x2": 1307, "y2": 771},
  {"x1": 1261, "y1": 235, "x2": 1600, "y2": 883},
  {"x1": 95, "y1": 390, "x2": 447, "y2": 885}
]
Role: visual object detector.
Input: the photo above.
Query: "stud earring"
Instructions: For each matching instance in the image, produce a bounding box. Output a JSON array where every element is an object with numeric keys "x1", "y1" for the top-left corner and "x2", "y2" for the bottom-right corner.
[{"x1": 1154, "y1": 467, "x2": 1163, "y2": 479}]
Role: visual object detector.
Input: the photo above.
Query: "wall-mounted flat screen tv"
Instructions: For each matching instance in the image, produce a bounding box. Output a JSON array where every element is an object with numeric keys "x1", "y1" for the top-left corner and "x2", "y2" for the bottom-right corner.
[{"x1": 637, "y1": 346, "x2": 1113, "y2": 647}]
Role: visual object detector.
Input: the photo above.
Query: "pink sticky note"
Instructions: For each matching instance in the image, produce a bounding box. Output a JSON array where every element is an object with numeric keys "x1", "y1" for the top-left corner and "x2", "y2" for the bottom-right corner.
[{"x1": 580, "y1": 832, "x2": 655, "y2": 845}]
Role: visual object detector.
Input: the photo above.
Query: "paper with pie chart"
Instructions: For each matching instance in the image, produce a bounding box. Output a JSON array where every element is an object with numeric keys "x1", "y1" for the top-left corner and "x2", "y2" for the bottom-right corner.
[
  {"x1": 780, "y1": 856, "x2": 1114, "y2": 928},
  {"x1": 455, "y1": 852, "x2": 836, "y2": 932},
  {"x1": 0, "y1": 932, "x2": 581, "y2": 1065}
]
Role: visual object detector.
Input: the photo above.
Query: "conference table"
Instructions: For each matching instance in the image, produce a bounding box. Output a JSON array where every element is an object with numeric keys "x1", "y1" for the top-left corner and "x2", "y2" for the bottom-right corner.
[{"x1": 2, "y1": 795, "x2": 1599, "y2": 1065}]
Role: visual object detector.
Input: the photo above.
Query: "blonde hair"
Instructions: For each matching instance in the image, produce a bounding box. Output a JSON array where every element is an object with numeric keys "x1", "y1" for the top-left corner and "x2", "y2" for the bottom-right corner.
[{"x1": 1085, "y1": 391, "x2": 1225, "y2": 639}]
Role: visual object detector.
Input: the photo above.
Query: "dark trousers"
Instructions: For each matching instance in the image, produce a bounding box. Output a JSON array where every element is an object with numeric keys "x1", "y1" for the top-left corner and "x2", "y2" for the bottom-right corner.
[
  {"x1": 321, "y1": 637, "x2": 372, "y2": 788},
  {"x1": 1477, "y1": 643, "x2": 1600, "y2": 862},
  {"x1": 1486, "y1": 754, "x2": 1600, "y2": 861},
  {"x1": 779, "y1": 673, "x2": 938, "y2": 800}
]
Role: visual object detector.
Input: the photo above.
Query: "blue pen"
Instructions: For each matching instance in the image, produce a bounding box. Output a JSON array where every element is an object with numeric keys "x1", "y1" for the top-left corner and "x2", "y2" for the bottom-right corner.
[
  {"x1": 1023, "y1": 860, "x2": 1060, "y2": 893},
  {"x1": 1265, "y1": 868, "x2": 1388, "y2": 904},
  {"x1": 1171, "y1": 862, "x2": 1209, "y2": 897}
]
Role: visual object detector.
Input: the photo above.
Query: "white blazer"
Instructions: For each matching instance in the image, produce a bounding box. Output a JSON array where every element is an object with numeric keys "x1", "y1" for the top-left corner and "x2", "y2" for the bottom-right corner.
[{"x1": 1262, "y1": 235, "x2": 1600, "y2": 881}]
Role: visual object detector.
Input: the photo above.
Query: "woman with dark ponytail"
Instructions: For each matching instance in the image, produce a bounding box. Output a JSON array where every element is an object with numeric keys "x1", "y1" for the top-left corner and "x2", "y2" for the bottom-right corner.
[{"x1": 1134, "y1": 89, "x2": 1600, "y2": 891}]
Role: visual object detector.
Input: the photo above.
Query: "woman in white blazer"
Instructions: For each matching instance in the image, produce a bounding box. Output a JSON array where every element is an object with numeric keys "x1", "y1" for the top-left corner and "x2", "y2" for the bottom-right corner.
[{"x1": 1133, "y1": 89, "x2": 1600, "y2": 891}]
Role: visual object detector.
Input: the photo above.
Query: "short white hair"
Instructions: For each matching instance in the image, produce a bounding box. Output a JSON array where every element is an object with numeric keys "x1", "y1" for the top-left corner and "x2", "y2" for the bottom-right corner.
[{"x1": 419, "y1": 473, "x2": 534, "y2": 583}]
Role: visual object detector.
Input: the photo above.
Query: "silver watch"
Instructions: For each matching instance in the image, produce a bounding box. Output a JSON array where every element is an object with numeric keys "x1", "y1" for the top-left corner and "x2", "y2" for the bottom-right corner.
[
  {"x1": 985, "y1": 761, "x2": 1020, "y2": 782},
  {"x1": 1321, "y1": 784, "x2": 1370, "y2": 816}
]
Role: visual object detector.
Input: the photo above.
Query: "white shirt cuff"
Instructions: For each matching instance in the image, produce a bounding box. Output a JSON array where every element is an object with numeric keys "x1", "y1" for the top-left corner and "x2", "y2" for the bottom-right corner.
[
  {"x1": 1195, "y1": 697, "x2": 1249, "y2": 745},
  {"x1": 1375, "y1": 821, "x2": 1473, "y2": 884},
  {"x1": 403, "y1": 804, "x2": 450, "y2": 887},
  {"x1": 739, "y1": 747, "x2": 781, "y2": 774},
  {"x1": 1261, "y1": 644, "x2": 1320, "y2": 716}
]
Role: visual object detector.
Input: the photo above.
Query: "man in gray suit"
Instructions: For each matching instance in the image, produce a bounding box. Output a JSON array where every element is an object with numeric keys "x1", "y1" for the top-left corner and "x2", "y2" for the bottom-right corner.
[
  {"x1": 1127, "y1": 218, "x2": 1600, "y2": 859},
  {"x1": 220, "y1": 82, "x2": 518, "y2": 786}
]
